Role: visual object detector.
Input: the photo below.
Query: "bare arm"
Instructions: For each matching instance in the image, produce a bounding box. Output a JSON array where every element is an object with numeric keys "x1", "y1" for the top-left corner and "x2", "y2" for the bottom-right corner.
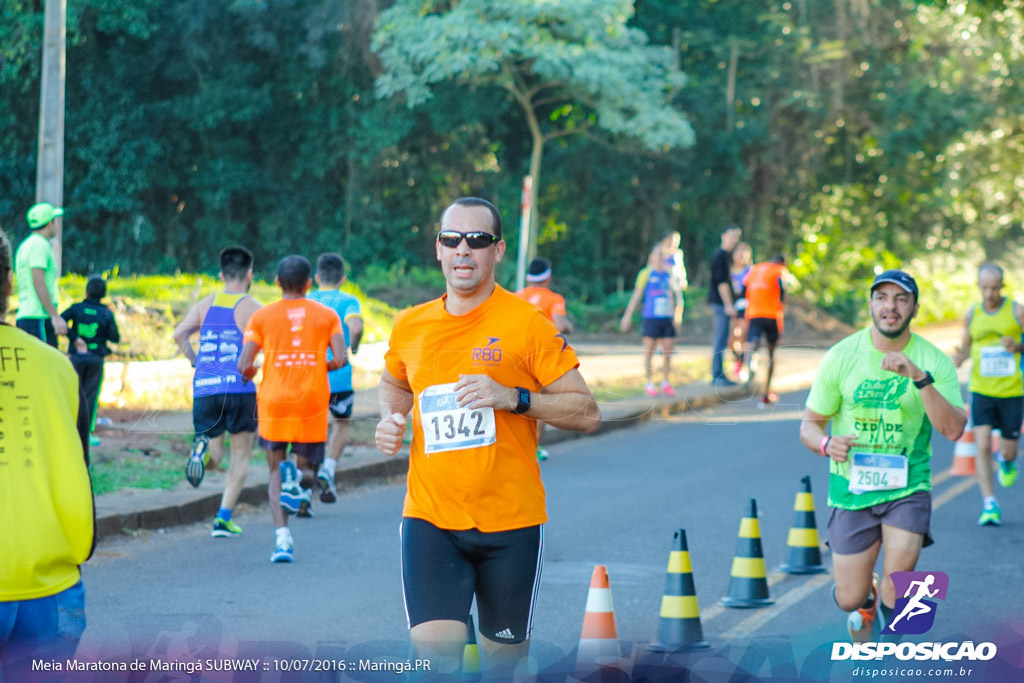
[
  {"x1": 326, "y1": 332, "x2": 348, "y2": 371},
  {"x1": 620, "y1": 286, "x2": 644, "y2": 332},
  {"x1": 799, "y1": 408, "x2": 858, "y2": 463},
  {"x1": 454, "y1": 367, "x2": 601, "y2": 434},
  {"x1": 347, "y1": 316, "x2": 364, "y2": 354},
  {"x1": 881, "y1": 352, "x2": 966, "y2": 442},
  {"x1": 952, "y1": 307, "x2": 972, "y2": 366},
  {"x1": 375, "y1": 368, "x2": 414, "y2": 456},
  {"x1": 237, "y1": 340, "x2": 261, "y2": 382},
  {"x1": 718, "y1": 281, "x2": 735, "y2": 312},
  {"x1": 32, "y1": 268, "x2": 66, "y2": 334},
  {"x1": 553, "y1": 314, "x2": 574, "y2": 335},
  {"x1": 173, "y1": 296, "x2": 212, "y2": 366}
]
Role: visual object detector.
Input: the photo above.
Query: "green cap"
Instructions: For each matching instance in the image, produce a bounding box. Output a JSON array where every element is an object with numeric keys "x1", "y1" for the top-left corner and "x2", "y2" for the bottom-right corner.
[{"x1": 27, "y1": 202, "x2": 64, "y2": 229}]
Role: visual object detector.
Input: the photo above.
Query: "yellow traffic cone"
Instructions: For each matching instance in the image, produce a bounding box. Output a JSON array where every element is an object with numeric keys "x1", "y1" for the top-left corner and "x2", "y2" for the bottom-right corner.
[
  {"x1": 462, "y1": 615, "x2": 480, "y2": 680},
  {"x1": 779, "y1": 476, "x2": 827, "y2": 574},
  {"x1": 648, "y1": 529, "x2": 709, "y2": 652},
  {"x1": 719, "y1": 498, "x2": 774, "y2": 608}
]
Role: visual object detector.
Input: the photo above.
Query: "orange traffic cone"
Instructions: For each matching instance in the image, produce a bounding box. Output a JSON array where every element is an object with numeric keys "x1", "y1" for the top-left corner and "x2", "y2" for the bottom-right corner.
[
  {"x1": 462, "y1": 615, "x2": 480, "y2": 680},
  {"x1": 950, "y1": 409, "x2": 977, "y2": 476},
  {"x1": 719, "y1": 499, "x2": 774, "y2": 608},
  {"x1": 648, "y1": 529, "x2": 709, "y2": 652},
  {"x1": 576, "y1": 565, "x2": 623, "y2": 672},
  {"x1": 779, "y1": 476, "x2": 827, "y2": 574}
]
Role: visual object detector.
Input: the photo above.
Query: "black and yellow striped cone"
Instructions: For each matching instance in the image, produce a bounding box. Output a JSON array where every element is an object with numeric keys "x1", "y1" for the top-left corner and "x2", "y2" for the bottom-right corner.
[
  {"x1": 719, "y1": 498, "x2": 774, "y2": 608},
  {"x1": 779, "y1": 476, "x2": 827, "y2": 575},
  {"x1": 648, "y1": 529, "x2": 709, "y2": 652},
  {"x1": 462, "y1": 615, "x2": 481, "y2": 680}
]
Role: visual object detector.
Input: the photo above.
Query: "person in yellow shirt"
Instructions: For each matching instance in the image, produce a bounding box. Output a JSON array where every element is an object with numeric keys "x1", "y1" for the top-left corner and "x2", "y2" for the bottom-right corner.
[
  {"x1": 0, "y1": 227, "x2": 94, "y2": 678},
  {"x1": 375, "y1": 197, "x2": 600, "y2": 679},
  {"x1": 952, "y1": 263, "x2": 1024, "y2": 526}
]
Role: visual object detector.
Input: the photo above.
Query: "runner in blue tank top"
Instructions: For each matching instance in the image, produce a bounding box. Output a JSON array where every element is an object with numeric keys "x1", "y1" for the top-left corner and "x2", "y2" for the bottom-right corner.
[
  {"x1": 174, "y1": 246, "x2": 263, "y2": 537},
  {"x1": 620, "y1": 247, "x2": 680, "y2": 397},
  {"x1": 308, "y1": 253, "x2": 363, "y2": 503}
]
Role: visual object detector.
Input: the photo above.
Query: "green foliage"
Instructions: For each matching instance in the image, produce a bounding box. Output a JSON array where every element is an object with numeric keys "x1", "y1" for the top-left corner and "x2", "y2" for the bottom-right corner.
[{"x1": 3, "y1": 0, "x2": 1024, "y2": 329}]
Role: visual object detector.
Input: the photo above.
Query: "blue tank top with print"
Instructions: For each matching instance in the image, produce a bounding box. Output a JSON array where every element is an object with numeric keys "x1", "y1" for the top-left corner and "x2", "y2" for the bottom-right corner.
[
  {"x1": 642, "y1": 270, "x2": 673, "y2": 319},
  {"x1": 193, "y1": 293, "x2": 256, "y2": 397}
]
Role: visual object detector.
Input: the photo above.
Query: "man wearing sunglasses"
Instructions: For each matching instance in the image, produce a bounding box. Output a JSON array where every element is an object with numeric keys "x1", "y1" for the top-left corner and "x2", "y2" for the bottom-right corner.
[{"x1": 375, "y1": 197, "x2": 601, "y2": 678}]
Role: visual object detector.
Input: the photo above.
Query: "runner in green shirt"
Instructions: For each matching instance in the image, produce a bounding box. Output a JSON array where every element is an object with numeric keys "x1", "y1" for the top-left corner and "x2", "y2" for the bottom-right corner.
[
  {"x1": 799, "y1": 270, "x2": 966, "y2": 643},
  {"x1": 14, "y1": 202, "x2": 67, "y2": 347}
]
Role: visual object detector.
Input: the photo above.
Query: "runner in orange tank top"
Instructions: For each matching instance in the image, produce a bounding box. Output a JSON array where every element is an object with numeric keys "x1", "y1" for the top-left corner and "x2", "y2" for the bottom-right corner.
[{"x1": 375, "y1": 197, "x2": 600, "y2": 678}]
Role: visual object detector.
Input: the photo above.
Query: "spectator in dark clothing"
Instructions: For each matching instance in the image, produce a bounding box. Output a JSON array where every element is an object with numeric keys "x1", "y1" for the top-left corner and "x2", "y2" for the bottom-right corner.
[
  {"x1": 61, "y1": 275, "x2": 120, "y2": 446},
  {"x1": 708, "y1": 226, "x2": 742, "y2": 385}
]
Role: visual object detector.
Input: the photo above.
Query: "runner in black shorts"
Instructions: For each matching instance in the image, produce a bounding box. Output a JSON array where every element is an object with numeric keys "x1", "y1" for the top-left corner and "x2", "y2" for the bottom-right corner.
[
  {"x1": 173, "y1": 246, "x2": 262, "y2": 538},
  {"x1": 400, "y1": 518, "x2": 542, "y2": 643},
  {"x1": 621, "y1": 247, "x2": 681, "y2": 397}
]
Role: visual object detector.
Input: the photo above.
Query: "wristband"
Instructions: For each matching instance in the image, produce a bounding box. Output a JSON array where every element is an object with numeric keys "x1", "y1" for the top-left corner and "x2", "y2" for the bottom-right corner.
[{"x1": 820, "y1": 436, "x2": 832, "y2": 456}]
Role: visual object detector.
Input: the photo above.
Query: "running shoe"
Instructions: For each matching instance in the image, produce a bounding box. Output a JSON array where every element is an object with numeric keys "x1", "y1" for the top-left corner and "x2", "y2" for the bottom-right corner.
[
  {"x1": 978, "y1": 501, "x2": 1002, "y2": 526},
  {"x1": 318, "y1": 468, "x2": 338, "y2": 503},
  {"x1": 660, "y1": 381, "x2": 677, "y2": 397},
  {"x1": 997, "y1": 460, "x2": 1018, "y2": 488},
  {"x1": 537, "y1": 446, "x2": 550, "y2": 462},
  {"x1": 89, "y1": 435, "x2": 102, "y2": 447},
  {"x1": 712, "y1": 376, "x2": 737, "y2": 387},
  {"x1": 185, "y1": 434, "x2": 211, "y2": 488},
  {"x1": 271, "y1": 537, "x2": 293, "y2": 563},
  {"x1": 211, "y1": 517, "x2": 243, "y2": 538},
  {"x1": 297, "y1": 488, "x2": 315, "y2": 518},
  {"x1": 279, "y1": 461, "x2": 303, "y2": 515},
  {"x1": 847, "y1": 573, "x2": 879, "y2": 641},
  {"x1": 645, "y1": 382, "x2": 659, "y2": 397}
]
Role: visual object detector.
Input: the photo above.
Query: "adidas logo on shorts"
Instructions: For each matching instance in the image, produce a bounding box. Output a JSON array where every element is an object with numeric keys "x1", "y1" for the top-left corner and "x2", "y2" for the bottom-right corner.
[{"x1": 495, "y1": 628, "x2": 514, "y2": 640}]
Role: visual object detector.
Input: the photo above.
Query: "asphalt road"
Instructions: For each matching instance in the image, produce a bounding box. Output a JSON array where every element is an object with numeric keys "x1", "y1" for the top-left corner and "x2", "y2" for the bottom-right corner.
[{"x1": 77, "y1": 389, "x2": 1024, "y2": 681}]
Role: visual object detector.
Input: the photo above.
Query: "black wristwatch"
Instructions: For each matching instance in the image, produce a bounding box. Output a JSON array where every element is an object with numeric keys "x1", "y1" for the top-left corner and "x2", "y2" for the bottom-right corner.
[
  {"x1": 510, "y1": 386, "x2": 531, "y2": 415},
  {"x1": 913, "y1": 371, "x2": 935, "y2": 390}
]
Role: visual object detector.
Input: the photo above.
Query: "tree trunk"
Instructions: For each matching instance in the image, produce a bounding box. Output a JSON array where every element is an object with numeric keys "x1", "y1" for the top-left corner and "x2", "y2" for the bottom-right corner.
[
  {"x1": 726, "y1": 41, "x2": 739, "y2": 130},
  {"x1": 527, "y1": 132, "x2": 544, "y2": 262}
]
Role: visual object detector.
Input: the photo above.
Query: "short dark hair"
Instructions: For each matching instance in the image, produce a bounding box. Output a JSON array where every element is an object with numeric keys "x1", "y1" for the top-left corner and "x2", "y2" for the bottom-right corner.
[
  {"x1": 220, "y1": 246, "x2": 254, "y2": 281},
  {"x1": 277, "y1": 255, "x2": 312, "y2": 293},
  {"x1": 770, "y1": 254, "x2": 785, "y2": 265},
  {"x1": 443, "y1": 197, "x2": 502, "y2": 239},
  {"x1": 316, "y1": 253, "x2": 345, "y2": 285},
  {"x1": 86, "y1": 275, "x2": 107, "y2": 300}
]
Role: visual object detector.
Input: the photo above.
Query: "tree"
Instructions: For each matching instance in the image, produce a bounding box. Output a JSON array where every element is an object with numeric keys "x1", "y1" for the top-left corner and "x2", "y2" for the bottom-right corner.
[{"x1": 372, "y1": 0, "x2": 695, "y2": 273}]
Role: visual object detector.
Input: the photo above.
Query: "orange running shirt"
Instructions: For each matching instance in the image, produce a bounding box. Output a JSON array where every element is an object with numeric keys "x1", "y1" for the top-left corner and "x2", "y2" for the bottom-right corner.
[
  {"x1": 243, "y1": 298, "x2": 342, "y2": 442},
  {"x1": 515, "y1": 286, "x2": 568, "y2": 321},
  {"x1": 385, "y1": 286, "x2": 580, "y2": 532},
  {"x1": 743, "y1": 262, "x2": 787, "y2": 319}
]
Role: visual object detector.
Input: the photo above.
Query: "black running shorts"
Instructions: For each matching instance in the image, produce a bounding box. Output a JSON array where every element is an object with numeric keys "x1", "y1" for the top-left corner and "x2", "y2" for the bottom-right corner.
[
  {"x1": 747, "y1": 317, "x2": 780, "y2": 346},
  {"x1": 971, "y1": 393, "x2": 1023, "y2": 440},
  {"x1": 257, "y1": 438, "x2": 326, "y2": 466},
  {"x1": 329, "y1": 390, "x2": 355, "y2": 420},
  {"x1": 641, "y1": 318, "x2": 676, "y2": 340},
  {"x1": 400, "y1": 517, "x2": 543, "y2": 644},
  {"x1": 193, "y1": 393, "x2": 257, "y2": 437}
]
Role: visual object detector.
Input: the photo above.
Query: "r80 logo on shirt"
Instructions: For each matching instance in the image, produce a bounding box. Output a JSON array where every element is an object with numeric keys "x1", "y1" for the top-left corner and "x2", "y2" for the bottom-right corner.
[{"x1": 471, "y1": 337, "x2": 503, "y2": 365}]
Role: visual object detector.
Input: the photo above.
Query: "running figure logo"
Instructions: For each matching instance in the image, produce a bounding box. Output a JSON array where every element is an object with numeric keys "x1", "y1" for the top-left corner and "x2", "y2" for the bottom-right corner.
[{"x1": 882, "y1": 570, "x2": 949, "y2": 635}]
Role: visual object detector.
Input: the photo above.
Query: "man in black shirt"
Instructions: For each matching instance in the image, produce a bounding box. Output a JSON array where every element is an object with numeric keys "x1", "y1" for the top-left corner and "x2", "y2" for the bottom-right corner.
[
  {"x1": 708, "y1": 226, "x2": 742, "y2": 385},
  {"x1": 62, "y1": 276, "x2": 120, "y2": 446}
]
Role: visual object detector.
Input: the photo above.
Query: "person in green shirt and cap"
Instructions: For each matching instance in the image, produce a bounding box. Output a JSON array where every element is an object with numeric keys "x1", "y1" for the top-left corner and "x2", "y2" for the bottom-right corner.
[
  {"x1": 15, "y1": 202, "x2": 67, "y2": 346},
  {"x1": 799, "y1": 270, "x2": 966, "y2": 643}
]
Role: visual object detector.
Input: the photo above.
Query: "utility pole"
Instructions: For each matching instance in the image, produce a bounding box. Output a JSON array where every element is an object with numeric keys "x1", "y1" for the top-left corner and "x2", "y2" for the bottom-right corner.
[{"x1": 36, "y1": 0, "x2": 67, "y2": 274}]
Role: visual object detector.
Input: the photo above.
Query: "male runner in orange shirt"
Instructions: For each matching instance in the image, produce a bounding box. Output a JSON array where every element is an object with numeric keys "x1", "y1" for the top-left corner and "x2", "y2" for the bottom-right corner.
[
  {"x1": 516, "y1": 257, "x2": 574, "y2": 461},
  {"x1": 238, "y1": 255, "x2": 346, "y2": 563},
  {"x1": 375, "y1": 197, "x2": 600, "y2": 678},
  {"x1": 743, "y1": 254, "x2": 788, "y2": 405}
]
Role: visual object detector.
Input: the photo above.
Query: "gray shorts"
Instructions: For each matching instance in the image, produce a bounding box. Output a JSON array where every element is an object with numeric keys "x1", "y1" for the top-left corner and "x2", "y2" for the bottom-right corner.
[{"x1": 827, "y1": 490, "x2": 934, "y2": 555}]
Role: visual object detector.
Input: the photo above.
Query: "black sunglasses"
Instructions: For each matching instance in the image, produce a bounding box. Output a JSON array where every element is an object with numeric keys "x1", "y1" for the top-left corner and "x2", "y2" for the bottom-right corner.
[{"x1": 437, "y1": 230, "x2": 499, "y2": 249}]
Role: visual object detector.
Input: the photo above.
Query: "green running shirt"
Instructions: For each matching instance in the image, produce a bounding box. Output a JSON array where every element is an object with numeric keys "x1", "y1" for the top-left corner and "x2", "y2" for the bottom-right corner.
[{"x1": 805, "y1": 328, "x2": 964, "y2": 510}]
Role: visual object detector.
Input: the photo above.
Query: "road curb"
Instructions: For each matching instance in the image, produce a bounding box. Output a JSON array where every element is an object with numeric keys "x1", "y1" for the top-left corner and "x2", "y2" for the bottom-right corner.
[
  {"x1": 94, "y1": 371, "x2": 818, "y2": 540},
  {"x1": 94, "y1": 456, "x2": 409, "y2": 541}
]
